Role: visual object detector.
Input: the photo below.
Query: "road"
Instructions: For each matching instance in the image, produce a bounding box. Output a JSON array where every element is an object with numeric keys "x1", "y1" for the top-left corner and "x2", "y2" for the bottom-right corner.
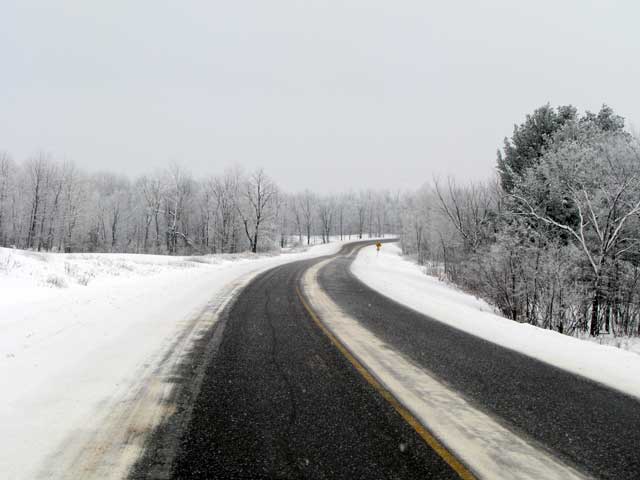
[{"x1": 131, "y1": 240, "x2": 640, "y2": 479}]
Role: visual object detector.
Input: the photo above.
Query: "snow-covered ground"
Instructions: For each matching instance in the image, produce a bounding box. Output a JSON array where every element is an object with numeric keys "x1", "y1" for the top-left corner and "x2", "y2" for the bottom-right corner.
[
  {"x1": 575, "y1": 330, "x2": 640, "y2": 355},
  {"x1": 0, "y1": 241, "x2": 346, "y2": 480},
  {"x1": 351, "y1": 243, "x2": 640, "y2": 400}
]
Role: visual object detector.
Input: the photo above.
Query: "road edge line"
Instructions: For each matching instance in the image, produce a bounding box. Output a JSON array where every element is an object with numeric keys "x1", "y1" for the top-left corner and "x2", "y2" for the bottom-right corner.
[{"x1": 295, "y1": 285, "x2": 477, "y2": 480}]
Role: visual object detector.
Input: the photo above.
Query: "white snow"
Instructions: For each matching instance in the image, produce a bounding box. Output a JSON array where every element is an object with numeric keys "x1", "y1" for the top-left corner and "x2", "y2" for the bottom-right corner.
[
  {"x1": 351, "y1": 243, "x2": 640, "y2": 400},
  {"x1": 0, "y1": 241, "x2": 345, "y2": 480}
]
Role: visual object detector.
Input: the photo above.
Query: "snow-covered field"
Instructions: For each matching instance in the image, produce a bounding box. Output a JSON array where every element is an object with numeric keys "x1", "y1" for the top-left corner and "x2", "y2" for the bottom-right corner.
[
  {"x1": 351, "y1": 243, "x2": 640, "y2": 400},
  {"x1": 0, "y1": 242, "x2": 345, "y2": 480}
]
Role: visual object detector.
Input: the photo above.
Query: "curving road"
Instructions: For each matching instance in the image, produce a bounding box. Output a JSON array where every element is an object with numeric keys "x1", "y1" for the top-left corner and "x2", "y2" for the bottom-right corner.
[{"x1": 131, "y1": 240, "x2": 640, "y2": 479}]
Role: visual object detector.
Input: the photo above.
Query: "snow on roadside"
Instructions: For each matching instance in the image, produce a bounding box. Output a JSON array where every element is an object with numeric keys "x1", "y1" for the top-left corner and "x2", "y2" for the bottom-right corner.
[
  {"x1": 351, "y1": 243, "x2": 640, "y2": 400},
  {"x1": 0, "y1": 249, "x2": 257, "y2": 306},
  {"x1": 575, "y1": 330, "x2": 640, "y2": 356},
  {"x1": 0, "y1": 241, "x2": 345, "y2": 480}
]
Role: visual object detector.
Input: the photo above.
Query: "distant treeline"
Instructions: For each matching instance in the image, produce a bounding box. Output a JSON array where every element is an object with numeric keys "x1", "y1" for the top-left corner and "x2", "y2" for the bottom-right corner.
[{"x1": 0, "y1": 157, "x2": 399, "y2": 256}]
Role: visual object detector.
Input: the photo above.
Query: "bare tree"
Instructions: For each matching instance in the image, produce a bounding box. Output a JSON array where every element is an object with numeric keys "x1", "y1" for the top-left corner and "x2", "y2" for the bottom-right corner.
[
  {"x1": 356, "y1": 191, "x2": 368, "y2": 239},
  {"x1": 209, "y1": 168, "x2": 241, "y2": 253},
  {"x1": 433, "y1": 176, "x2": 494, "y2": 252},
  {"x1": 43, "y1": 162, "x2": 65, "y2": 251},
  {"x1": 336, "y1": 192, "x2": 351, "y2": 240},
  {"x1": 0, "y1": 152, "x2": 14, "y2": 246},
  {"x1": 318, "y1": 197, "x2": 335, "y2": 243},
  {"x1": 139, "y1": 172, "x2": 165, "y2": 253},
  {"x1": 298, "y1": 190, "x2": 315, "y2": 245},
  {"x1": 60, "y1": 162, "x2": 83, "y2": 252},
  {"x1": 289, "y1": 193, "x2": 304, "y2": 245},
  {"x1": 25, "y1": 153, "x2": 53, "y2": 249},
  {"x1": 236, "y1": 169, "x2": 277, "y2": 253},
  {"x1": 164, "y1": 165, "x2": 195, "y2": 254}
]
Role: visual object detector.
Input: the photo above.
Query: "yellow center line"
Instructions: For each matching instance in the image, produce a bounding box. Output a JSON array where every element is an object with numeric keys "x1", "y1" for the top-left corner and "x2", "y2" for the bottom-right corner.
[{"x1": 295, "y1": 285, "x2": 477, "y2": 480}]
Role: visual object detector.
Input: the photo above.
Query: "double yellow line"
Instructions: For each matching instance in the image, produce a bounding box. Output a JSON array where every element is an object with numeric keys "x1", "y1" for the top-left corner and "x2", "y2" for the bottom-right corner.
[{"x1": 295, "y1": 286, "x2": 476, "y2": 480}]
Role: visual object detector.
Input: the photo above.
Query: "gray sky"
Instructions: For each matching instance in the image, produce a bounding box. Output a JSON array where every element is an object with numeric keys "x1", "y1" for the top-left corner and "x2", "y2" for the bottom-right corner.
[{"x1": 1, "y1": 1, "x2": 639, "y2": 192}]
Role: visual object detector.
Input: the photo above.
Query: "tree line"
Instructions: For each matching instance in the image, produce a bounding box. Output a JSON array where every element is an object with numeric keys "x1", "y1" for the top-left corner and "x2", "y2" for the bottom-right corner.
[
  {"x1": 4, "y1": 103, "x2": 638, "y2": 339},
  {"x1": 0, "y1": 156, "x2": 398, "y2": 255},
  {"x1": 399, "y1": 104, "x2": 640, "y2": 337}
]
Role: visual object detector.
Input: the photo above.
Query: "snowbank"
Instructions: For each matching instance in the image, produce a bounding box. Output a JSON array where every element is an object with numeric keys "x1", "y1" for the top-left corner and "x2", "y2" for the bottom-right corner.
[
  {"x1": 0, "y1": 242, "x2": 345, "y2": 480},
  {"x1": 351, "y1": 243, "x2": 640, "y2": 400}
]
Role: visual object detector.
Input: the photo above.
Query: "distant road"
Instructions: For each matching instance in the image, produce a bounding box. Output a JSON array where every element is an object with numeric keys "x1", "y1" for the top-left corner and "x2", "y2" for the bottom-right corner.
[{"x1": 132, "y1": 240, "x2": 640, "y2": 479}]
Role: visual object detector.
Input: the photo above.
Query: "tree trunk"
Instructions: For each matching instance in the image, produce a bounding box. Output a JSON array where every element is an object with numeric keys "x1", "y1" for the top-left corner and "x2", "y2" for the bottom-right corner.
[{"x1": 590, "y1": 285, "x2": 600, "y2": 336}]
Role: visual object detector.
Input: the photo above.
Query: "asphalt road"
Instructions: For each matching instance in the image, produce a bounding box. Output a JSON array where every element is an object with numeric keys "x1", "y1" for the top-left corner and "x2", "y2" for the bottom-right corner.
[
  {"x1": 168, "y1": 240, "x2": 458, "y2": 479},
  {"x1": 132, "y1": 240, "x2": 640, "y2": 479},
  {"x1": 317, "y1": 244, "x2": 640, "y2": 480}
]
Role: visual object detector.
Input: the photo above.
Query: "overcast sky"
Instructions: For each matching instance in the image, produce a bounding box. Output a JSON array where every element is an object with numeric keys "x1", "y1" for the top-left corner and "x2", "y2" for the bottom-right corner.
[{"x1": 1, "y1": 1, "x2": 639, "y2": 192}]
